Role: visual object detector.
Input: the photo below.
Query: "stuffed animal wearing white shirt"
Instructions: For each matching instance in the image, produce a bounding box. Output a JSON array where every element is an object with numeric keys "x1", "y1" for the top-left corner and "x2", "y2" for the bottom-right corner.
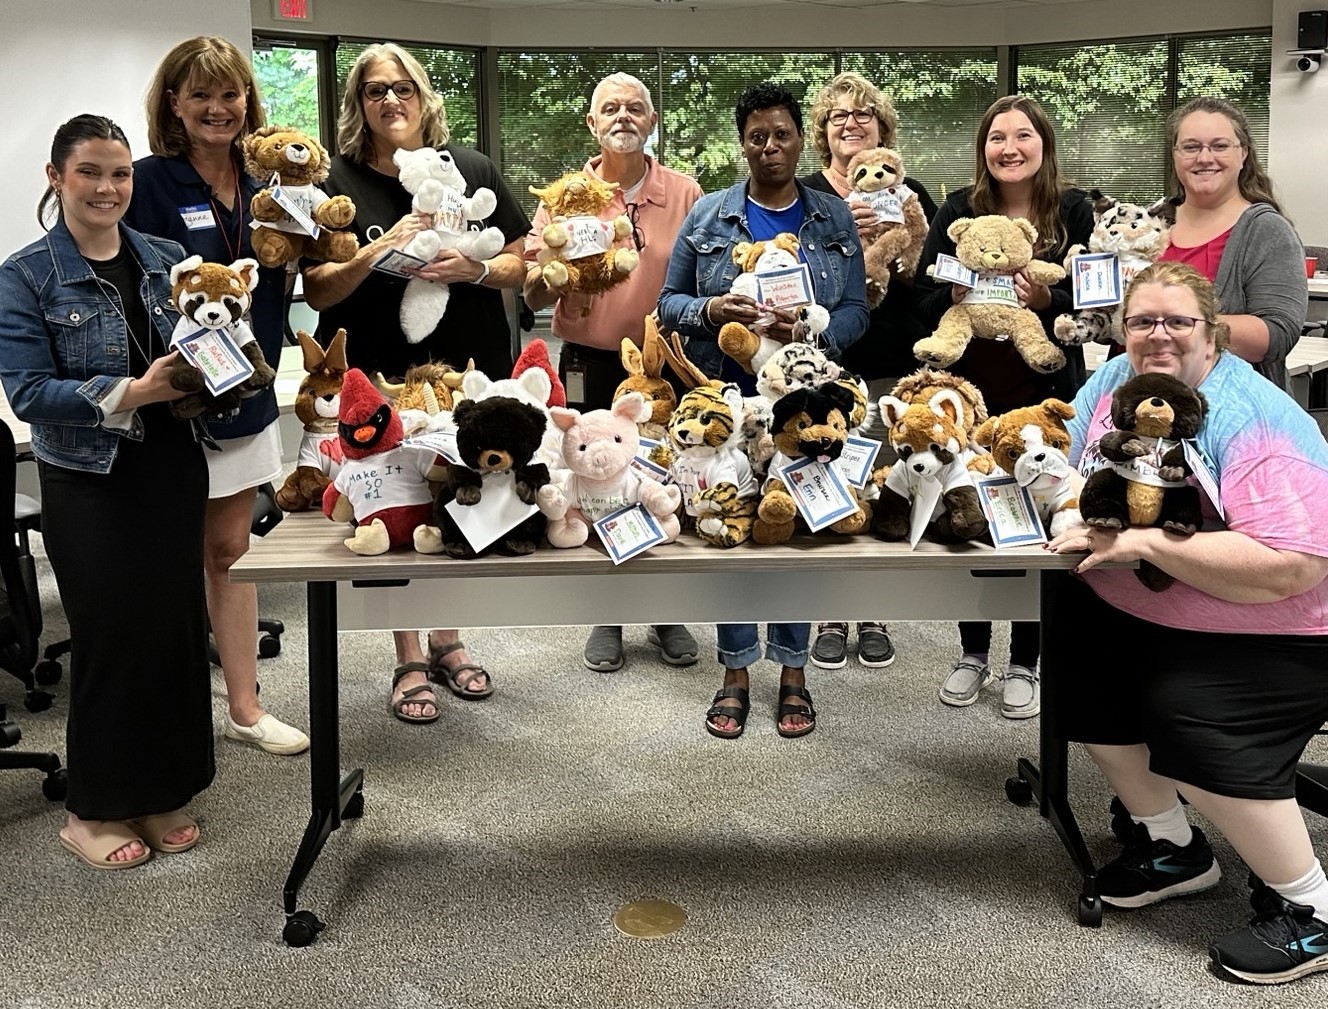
[
  {"x1": 845, "y1": 147, "x2": 928, "y2": 306},
  {"x1": 973, "y1": 399, "x2": 1083, "y2": 537},
  {"x1": 243, "y1": 127, "x2": 358, "y2": 268},
  {"x1": 718, "y1": 234, "x2": 830, "y2": 375}
]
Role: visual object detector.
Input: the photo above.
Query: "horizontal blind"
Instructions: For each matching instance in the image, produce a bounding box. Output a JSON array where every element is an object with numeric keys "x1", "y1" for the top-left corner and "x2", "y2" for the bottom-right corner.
[
  {"x1": 334, "y1": 42, "x2": 481, "y2": 149},
  {"x1": 840, "y1": 49, "x2": 999, "y2": 203},
  {"x1": 1177, "y1": 31, "x2": 1273, "y2": 171}
]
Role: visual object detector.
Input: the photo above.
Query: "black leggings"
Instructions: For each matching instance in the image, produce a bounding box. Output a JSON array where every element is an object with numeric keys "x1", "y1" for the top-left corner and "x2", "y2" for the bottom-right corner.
[{"x1": 958, "y1": 621, "x2": 1040, "y2": 668}]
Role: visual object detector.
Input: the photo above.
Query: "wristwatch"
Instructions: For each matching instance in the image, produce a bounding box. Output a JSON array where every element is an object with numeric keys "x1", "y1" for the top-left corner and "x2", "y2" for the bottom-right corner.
[{"x1": 474, "y1": 260, "x2": 491, "y2": 285}]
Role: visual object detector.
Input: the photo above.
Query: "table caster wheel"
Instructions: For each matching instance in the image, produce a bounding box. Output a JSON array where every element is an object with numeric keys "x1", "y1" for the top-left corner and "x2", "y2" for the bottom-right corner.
[
  {"x1": 1004, "y1": 776, "x2": 1033, "y2": 806},
  {"x1": 1078, "y1": 894, "x2": 1103, "y2": 927},
  {"x1": 35, "y1": 660, "x2": 62, "y2": 686},
  {"x1": 24, "y1": 690, "x2": 53, "y2": 713},
  {"x1": 343, "y1": 791, "x2": 364, "y2": 819},
  {"x1": 258, "y1": 635, "x2": 281, "y2": 659},
  {"x1": 282, "y1": 910, "x2": 325, "y2": 947},
  {"x1": 42, "y1": 769, "x2": 67, "y2": 802}
]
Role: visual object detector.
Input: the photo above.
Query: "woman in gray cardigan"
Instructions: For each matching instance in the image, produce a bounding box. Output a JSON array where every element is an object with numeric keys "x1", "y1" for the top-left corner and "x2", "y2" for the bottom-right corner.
[{"x1": 1157, "y1": 97, "x2": 1306, "y2": 391}]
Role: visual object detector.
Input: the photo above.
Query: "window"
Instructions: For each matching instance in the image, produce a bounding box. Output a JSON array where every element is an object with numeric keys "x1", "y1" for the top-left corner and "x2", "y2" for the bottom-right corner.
[
  {"x1": 334, "y1": 41, "x2": 482, "y2": 149},
  {"x1": 1178, "y1": 32, "x2": 1272, "y2": 165},
  {"x1": 252, "y1": 42, "x2": 324, "y2": 142}
]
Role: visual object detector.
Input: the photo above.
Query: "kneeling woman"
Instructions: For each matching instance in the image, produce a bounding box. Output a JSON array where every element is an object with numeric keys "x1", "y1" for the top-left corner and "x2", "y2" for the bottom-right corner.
[
  {"x1": 1048, "y1": 261, "x2": 1328, "y2": 985},
  {"x1": 0, "y1": 116, "x2": 212, "y2": 869}
]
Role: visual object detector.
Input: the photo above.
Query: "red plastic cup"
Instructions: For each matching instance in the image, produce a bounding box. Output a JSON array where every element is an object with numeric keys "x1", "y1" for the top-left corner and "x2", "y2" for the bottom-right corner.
[{"x1": 1308, "y1": 257, "x2": 1319, "y2": 279}]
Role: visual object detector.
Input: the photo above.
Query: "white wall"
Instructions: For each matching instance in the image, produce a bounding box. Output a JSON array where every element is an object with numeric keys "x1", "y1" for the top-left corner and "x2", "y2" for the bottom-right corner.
[
  {"x1": 0, "y1": 0, "x2": 252, "y2": 253},
  {"x1": 1268, "y1": 0, "x2": 1328, "y2": 244}
]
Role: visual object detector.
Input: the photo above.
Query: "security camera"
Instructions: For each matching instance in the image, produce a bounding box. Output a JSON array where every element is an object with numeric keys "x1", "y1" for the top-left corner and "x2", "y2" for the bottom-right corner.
[{"x1": 1297, "y1": 54, "x2": 1321, "y2": 73}]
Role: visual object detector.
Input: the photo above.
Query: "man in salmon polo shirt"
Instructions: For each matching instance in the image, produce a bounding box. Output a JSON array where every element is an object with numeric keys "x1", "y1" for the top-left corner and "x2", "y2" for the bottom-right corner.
[{"x1": 524, "y1": 71, "x2": 704, "y2": 675}]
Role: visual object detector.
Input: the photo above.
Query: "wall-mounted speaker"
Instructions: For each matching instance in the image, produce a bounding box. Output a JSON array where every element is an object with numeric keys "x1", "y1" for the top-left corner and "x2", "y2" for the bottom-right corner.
[{"x1": 1299, "y1": 10, "x2": 1328, "y2": 51}]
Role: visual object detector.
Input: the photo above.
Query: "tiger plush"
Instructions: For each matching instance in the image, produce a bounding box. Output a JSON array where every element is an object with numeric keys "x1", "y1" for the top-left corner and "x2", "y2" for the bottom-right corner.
[{"x1": 667, "y1": 383, "x2": 758, "y2": 548}]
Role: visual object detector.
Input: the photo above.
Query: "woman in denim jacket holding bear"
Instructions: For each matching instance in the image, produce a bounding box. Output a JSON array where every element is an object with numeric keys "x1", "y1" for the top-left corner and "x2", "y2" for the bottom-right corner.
[
  {"x1": 658, "y1": 82, "x2": 868, "y2": 740},
  {"x1": 0, "y1": 115, "x2": 213, "y2": 870}
]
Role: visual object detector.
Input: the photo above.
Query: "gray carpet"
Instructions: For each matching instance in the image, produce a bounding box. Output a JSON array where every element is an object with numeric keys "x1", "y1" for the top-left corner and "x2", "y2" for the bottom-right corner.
[{"x1": 1, "y1": 537, "x2": 1326, "y2": 1009}]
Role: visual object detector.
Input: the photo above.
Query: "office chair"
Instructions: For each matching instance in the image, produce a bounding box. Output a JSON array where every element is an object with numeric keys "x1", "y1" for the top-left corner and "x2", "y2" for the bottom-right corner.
[{"x1": 0, "y1": 419, "x2": 65, "y2": 799}]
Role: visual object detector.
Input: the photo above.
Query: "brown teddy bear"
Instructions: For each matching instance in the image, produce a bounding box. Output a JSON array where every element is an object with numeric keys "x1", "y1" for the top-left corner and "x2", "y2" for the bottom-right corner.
[
  {"x1": 844, "y1": 147, "x2": 928, "y2": 307},
  {"x1": 972, "y1": 399, "x2": 1083, "y2": 537},
  {"x1": 275, "y1": 328, "x2": 348, "y2": 512},
  {"x1": 242, "y1": 126, "x2": 358, "y2": 269},
  {"x1": 1079, "y1": 373, "x2": 1206, "y2": 592},
  {"x1": 718, "y1": 234, "x2": 830, "y2": 375},
  {"x1": 528, "y1": 172, "x2": 638, "y2": 310},
  {"x1": 914, "y1": 215, "x2": 1068, "y2": 374}
]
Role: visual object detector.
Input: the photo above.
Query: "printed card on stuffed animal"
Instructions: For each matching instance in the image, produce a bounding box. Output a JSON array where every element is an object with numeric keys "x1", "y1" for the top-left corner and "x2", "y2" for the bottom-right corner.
[
  {"x1": 1182, "y1": 441, "x2": 1224, "y2": 520},
  {"x1": 834, "y1": 435, "x2": 882, "y2": 489},
  {"x1": 755, "y1": 265, "x2": 814, "y2": 310},
  {"x1": 266, "y1": 175, "x2": 321, "y2": 238},
  {"x1": 1070, "y1": 253, "x2": 1123, "y2": 309},
  {"x1": 630, "y1": 437, "x2": 670, "y2": 484},
  {"x1": 175, "y1": 326, "x2": 255, "y2": 395},
  {"x1": 594, "y1": 503, "x2": 669, "y2": 564},
  {"x1": 975, "y1": 475, "x2": 1047, "y2": 548},
  {"x1": 775, "y1": 456, "x2": 859, "y2": 532},
  {"x1": 932, "y1": 253, "x2": 978, "y2": 287},
  {"x1": 400, "y1": 428, "x2": 461, "y2": 465},
  {"x1": 443, "y1": 471, "x2": 539, "y2": 553},
  {"x1": 371, "y1": 248, "x2": 432, "y2": 278}
]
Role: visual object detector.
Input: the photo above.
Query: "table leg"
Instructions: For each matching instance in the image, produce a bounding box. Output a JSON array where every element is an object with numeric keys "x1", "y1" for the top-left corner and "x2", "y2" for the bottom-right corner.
[
  {"x1": 281, "y1": 580, "x2": 365, "y2": 948},
  {"x1": 1006, "y1": 570, "x2": 1101, "y2": 926}
]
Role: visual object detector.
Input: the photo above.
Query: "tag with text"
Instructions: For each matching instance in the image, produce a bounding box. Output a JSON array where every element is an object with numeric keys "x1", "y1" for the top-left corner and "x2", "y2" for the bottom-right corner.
[
  {"x1": 401, "y1": 428, "x2": 461, "y2": 465},
  {"x1": 975, "y1": 475, "x2": 1047, "y2": 548},
  {"x1": 776, "y1": 456, "x2": 859, "y2": 532},
  {"x1": 755, "y1": 264, "x2": 814, "y2": 310},
  {"x1": 372, "y1": 248, "x2": 432, "y2": 278},
  {"x1": 593, "y1": 503, "x2": 669, "y2": 564},
  {"x1": 1071, "y1": 253, "x2": 1124, "y2": 309},
  {"x1": 834, "y1": 435, "x2": 881, "y2": 489},
  {"x1": 932, "y1": 253, "x2": 978, "y2": 287},
  {"x1": 175, "y1": 327, "x2": 254, "y2": 395},
  {"x1": 270, "y1": 183, "x2": 321, "y2": 238},
  {"x1": 1183, "y1": 440, "x2": 1224, "y2": 520}
]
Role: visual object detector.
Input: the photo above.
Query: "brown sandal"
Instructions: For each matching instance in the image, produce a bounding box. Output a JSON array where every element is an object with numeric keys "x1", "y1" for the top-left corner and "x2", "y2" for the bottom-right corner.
[
  {"x1": 59, "y1": 821, "x2": 151, "y2": 870},
  {"x1": 427, "y1": 640, "x2": 494, "y2": 700},
  {"x1": 391, "y1": 662, "x2": 441, "y2": 723},
  {"x1": 126, "y1": 810, "x2": 199, "y2": 853}
]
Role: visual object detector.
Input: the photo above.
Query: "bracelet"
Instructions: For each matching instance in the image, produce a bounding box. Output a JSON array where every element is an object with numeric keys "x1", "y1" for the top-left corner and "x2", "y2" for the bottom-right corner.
[
  {"x1": 474, "y1": 260, "x2": 491, "y2": 285},
  {"x1": 704, "y1": 297, "x2": 720, "y2": 325}
]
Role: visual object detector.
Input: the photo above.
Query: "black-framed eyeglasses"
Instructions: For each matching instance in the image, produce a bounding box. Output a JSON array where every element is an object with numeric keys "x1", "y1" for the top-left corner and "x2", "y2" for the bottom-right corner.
[
  {"x1": 360, "y1": 80, "x2": 417, "y2": 103},
  {"x1": 1122, "y1": 315, "x2": 1206, "y2": 337},
  {"x1": 626, "y1": 202, "x2": 645, "y2": 252},
  {"x1": 827, "y1": 109, "x2": 875, "y2": 128}
]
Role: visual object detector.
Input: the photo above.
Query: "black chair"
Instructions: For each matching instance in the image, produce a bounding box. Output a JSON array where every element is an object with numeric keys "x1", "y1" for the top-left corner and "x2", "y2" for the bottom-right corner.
[{"x1": 0, "y1": 418, "x2": 65, "y2": 800}]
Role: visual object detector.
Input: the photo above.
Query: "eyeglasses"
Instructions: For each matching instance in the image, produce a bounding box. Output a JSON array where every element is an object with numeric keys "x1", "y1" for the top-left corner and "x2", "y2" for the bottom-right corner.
[
  {"x1": 626, "y1": 201, "x2": 645, "y2": 252},
  {"x1": 1123, "y1": 315, "x2": 1206, "y2": 337},
  {"x1": 827, "y1": 109, "x2": 875, "y2": 128},
  {"x1": 1174, "y1": 140, "x2": 1241, "y2": 159},
  {"x1": 360, "y1": 80, "x2": 418, "y2": 103}
]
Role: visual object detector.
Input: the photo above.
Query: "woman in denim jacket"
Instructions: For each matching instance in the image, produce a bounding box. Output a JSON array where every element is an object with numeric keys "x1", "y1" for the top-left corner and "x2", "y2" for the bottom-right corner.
[
  {"x1": 657, "y1": 83, "x2": 869, "y2": 741},
  {"x1": 0, "y1": 115, "x2": 213, "y2": 870}
]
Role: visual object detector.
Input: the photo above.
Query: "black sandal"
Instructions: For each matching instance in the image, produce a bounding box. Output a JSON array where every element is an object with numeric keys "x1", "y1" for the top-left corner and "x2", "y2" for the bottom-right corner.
[
  {"x1": 776, "y1": 683, "x2": 816, "y2": 738},
  {"x1": 390, "y1": 662, "x2": 441, "y2": 724},
  {"x1": 704, "y1": 685, "x2": 750, "y2": 740},
  {"x1": 427, "y1": 639, "x2": 494, "y2": 700}
]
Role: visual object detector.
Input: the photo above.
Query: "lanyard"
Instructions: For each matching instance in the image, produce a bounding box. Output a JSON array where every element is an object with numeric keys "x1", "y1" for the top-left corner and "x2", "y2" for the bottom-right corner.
[{"x1": 207, "y1": 159, "x2": 246, "y2": 263}]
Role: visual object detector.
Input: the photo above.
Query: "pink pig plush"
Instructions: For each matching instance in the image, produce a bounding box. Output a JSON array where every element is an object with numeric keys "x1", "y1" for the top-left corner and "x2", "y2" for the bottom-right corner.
[{"x1": 537, "y1": 392, "x2": 682, "y2": 548}]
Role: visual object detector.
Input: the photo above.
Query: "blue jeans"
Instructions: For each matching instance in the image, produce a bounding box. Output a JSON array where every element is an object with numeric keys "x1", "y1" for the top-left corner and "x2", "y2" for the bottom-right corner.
[{"x1": 715, "y1": 623, "x2": 810, "y2": 670}]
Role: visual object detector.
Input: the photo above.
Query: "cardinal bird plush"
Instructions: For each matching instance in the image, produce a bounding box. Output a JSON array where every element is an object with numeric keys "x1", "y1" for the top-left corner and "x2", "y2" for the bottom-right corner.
[{"x1": 321, "y1": 368, "x2": 443, "y2": 555}]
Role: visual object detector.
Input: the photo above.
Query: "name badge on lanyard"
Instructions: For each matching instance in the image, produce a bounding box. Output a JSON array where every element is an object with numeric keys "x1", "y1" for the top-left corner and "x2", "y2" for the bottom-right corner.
[{"x1": 179, "y1": 205, "x2": 217, "y2": 231}]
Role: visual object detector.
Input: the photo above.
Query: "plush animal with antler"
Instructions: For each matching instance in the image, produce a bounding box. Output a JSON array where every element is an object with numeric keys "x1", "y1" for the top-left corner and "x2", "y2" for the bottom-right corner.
[
  {"x1": 529, "y1": 172, "x2": 639, "y2": 310},
  {"x1": 844, "y1": 147, "x2": 928, "y2": 306},
  {"x1": 275, "y1": 328, "x2": 349, "y2": 511},
  {"x1": 376, "y1": 360, "x2": 471, "y2": 437}
]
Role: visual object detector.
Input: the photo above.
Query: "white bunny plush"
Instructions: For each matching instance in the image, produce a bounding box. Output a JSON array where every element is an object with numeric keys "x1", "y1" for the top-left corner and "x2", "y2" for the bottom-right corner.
[{"x1": 394, "y1": 147, "x2": 507, "y2": 343}]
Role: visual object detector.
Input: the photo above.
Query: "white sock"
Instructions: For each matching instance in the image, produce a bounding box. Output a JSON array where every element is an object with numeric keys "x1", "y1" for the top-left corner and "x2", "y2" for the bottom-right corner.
[
  {"x1": 1133, "y1": 800, "x2": 1193, "y2": 847},
  {"x1": 1272, "y1": 861, "x2": 1328, "y2": 922}
]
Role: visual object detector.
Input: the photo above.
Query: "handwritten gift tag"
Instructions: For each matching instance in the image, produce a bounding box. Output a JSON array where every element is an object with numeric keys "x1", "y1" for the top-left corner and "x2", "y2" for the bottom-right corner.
[
  {"x1": 630, "y1": 437, "x2": 670, "y2": 483},
  {"x1": 775, "y1": 456, "x2": 859, "y2": 532},
  {"x1": 1070, "y1": 253, "x2": 1124, "y2": 309},
  {"x1": 755, "y1": 264, "x2": 815, "y2": 310},
  {"x1": 593, "y1": 503, "x2": 669, "y2": 564},
  {"x1": 174, "y1": 327, "x2": 255, "y2": 396},
  {"x1": 561, "y1": 215, "x2": 618, "y2": 259},
  {"x1": 401, "y1": 428, "x2": 461, "y2": 465},
  {"x1": 267, "y1": 175, "x2": 321, "y2": 238},
  {"x1": 443, "y1": 471, "x2": 539, "y2": 553},
  {"x1": 932, "y1": 253, "x2": 978, "y2": 287},
  {"x1": 975, "y1": 475, "x2": 1047, "y2": 548},
  {"x1": 834, "y1": 435, "x2": 882, "y2": 489}
]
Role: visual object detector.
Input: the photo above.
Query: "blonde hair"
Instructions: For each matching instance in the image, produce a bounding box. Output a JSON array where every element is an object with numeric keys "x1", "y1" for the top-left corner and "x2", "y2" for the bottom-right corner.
[
  {"x1": 971, "y1": 95, "x2": 1069, "y2": 256},
  {"x1": 807, "y1": 72, "x2": 898, "y2": 168},
  {"x1": 1168, "y1": 96, "x2": 1284, "y2": 216},
  {"x1": 145, "y1": 36, "x2": 265, "y2": 157},
  {"x1": 337, "y1": 44, "x2": 449, "y2": 165},
  {"x1": 1123, "y1": 261, "x2": 1231, "y2": 352}
]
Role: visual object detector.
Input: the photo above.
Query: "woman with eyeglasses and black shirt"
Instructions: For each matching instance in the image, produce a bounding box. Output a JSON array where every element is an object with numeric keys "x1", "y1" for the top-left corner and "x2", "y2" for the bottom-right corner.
[{"x1": 302, "y1": 43, "x2": 530, "y2": 724}]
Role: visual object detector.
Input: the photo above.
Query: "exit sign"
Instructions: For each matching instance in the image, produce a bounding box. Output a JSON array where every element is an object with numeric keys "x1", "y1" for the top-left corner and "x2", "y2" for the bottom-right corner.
[{"x1": 273, "y1": 0, "x2": 312, "y2": 20}]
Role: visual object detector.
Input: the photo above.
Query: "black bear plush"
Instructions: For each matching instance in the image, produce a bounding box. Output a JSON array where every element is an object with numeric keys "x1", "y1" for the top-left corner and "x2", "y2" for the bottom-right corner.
[
  {"x1": 1079, "y1": 372, "x2": 1207, "y2": 591},
  {"x1": 433, "y1": 396, "x2": 551, "y2": 558}
]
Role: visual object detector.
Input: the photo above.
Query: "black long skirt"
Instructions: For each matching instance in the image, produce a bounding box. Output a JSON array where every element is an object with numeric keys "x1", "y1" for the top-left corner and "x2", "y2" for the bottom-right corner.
[{"x1": 39, "y1": 407, "x2": 214, "y2": 820}]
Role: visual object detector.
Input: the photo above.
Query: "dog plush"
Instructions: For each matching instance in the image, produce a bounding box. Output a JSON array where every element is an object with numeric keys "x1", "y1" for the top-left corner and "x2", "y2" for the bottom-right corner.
[
  {"x1": 528, "y1": 172, "x2": 638, "y2": 310},
  {"x1": 321, "y1": 369, "x2": 443, "y2": 555},
  {"x1": 753, "y1": 382, "x2": 867, "y2": 544},
  {"x1": 914, "y1": 215, "x2": 1068, "y2": 374},
  {"x1": 973, "y1": 399, "x2": 1083, "y2": 537},
  {"x1": 242, "y1": 126, "x2": 358, "y2": 269},
  {"x1": 275, "y1": 328, "x2": 348, "y2": 511},
  {"x1": 392, "y1": 147, "x2": 507, "y2": 344},
  {"x1": 667, "y1": 383, "x2": 759, "y2": 548},
  {"x1": 844, "y1": 147, "x2": 929, "y2": 306},
  {"x1": 1079, "y1": 373, "x2": 1206, "y2": 591},
  {"x1": 166, "y1": 255, "x2": 276, "y2": 419},
  {"x1": 537, "y1": 392, "x2": 682, "y2": 549},
  {"x1": 718, "y1": 234, "x2": 831, "y2": 375},
  {"x1": 429, "y1": 396, "x2": 551, "y2": 559},
  {"x1": 872, "y1": 387, "x2": 988, "y2": 543},
  {"x1": 1053, "y1": 191, "x2": 1171, "y2": 346}
]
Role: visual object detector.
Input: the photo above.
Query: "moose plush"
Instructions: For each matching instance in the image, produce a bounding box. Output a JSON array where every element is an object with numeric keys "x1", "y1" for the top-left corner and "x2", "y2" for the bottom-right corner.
[{"x1": 275, "y1": 328, "x2": 348, "y2": 511}]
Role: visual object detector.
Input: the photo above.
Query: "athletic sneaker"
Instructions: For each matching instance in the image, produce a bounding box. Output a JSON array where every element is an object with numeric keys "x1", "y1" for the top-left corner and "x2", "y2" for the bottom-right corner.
[
  {"x1": 1000, "y1": 664, "x2": 1040, "y2": 719},
  {"x1": 1098, "y1": 822, "x2": 1221, "y2": 909},
  {"x1": 1209, "y1": 881, "x2": 1328, "y2": 985},
  {"x1": 810, "y1": 622, "x2": 849, "y2": 669},
  {"x1": 856, "y1": 622, "x2": 896, "y2": 667},
  {"x1": 938, "y1": 656, "x2": 993, "y2": 707}
]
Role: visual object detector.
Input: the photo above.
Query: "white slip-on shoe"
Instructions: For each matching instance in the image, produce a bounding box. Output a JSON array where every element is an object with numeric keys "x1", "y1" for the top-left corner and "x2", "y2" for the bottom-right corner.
[{"x1": 224, "y1": 713, "x2": 310, "y2": 755}]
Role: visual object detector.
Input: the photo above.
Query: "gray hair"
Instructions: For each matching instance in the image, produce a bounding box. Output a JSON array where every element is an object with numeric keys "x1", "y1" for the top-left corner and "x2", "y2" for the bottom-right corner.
[{"x1": 589, "y1": 72, "x2": 654, "y2": 119}]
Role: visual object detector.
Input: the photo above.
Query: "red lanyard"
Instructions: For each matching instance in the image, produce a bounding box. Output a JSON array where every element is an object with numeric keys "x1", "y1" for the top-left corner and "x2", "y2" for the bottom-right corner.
[{"x1": 208, "y1": 159, "x2": 245, "y2": 263}]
